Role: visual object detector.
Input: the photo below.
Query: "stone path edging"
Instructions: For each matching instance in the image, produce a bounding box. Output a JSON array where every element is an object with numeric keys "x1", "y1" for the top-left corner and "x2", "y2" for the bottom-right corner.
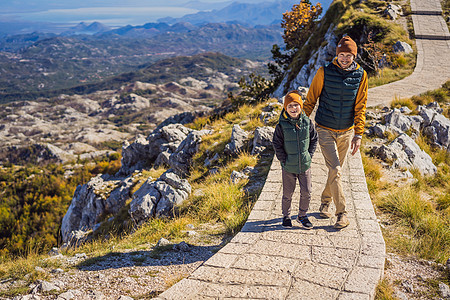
[
  {"x1": 367, "y1": 0, "x2": 450, "y2": 107},
  {"x1": 156, "y1": 0, "x2": 448, "y2": 298}
]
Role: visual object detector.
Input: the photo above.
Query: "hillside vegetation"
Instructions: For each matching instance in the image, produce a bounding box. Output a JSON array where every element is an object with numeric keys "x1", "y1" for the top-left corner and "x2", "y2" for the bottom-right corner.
[{"x1": 274, "y1": 0, "x2": 414, "y2": 93}]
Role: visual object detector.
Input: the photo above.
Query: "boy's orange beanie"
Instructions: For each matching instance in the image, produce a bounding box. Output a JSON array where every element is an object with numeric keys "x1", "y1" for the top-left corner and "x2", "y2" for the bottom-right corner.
[
  {"x1": 336, "y1": 36, "x2": 358, "y2": 57},
  {"x1": 284, "y1": 90, "x2": 303, "y2": 110}
]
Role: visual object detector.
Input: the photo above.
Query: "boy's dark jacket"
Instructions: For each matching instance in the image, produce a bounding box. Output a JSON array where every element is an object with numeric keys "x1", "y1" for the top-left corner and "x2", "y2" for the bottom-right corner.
[{"x1": 272, "y1": 109, "x2": 318, "y2": 174}]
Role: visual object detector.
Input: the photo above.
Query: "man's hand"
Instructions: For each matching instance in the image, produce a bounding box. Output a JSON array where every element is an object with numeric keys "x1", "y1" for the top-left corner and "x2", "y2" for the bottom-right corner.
[{"x1": 350, "y1": 136, "x2": 361, "y2": 155}]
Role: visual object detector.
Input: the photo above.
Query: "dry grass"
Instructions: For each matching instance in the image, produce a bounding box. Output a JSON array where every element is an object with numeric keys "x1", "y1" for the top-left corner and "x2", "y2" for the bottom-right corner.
[
  {"x1": 375, "y1": 278, "x2": 397, "y2": 300},
  {"x1": 363, "y1": 132, "x2": 450, "y2": 265}
]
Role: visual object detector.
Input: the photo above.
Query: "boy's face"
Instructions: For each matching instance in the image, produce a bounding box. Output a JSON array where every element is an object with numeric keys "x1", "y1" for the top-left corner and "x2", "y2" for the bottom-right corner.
[
  {"x1": 286, "y1": 102, "x2": 301, "y2": 119},
  {"x1": 337, "y1": 51, "x2": 355, "y2": 69}
]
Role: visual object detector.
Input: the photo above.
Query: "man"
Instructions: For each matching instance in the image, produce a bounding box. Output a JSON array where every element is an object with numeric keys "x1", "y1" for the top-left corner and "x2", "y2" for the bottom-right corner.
[{"x1": 303, "y1": 35, "x2": 368, "y2": 229}]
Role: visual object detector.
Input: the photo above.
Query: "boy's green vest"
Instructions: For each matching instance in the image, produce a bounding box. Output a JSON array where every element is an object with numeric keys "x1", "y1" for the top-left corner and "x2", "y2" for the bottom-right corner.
[
  {"x1": 279, "y1": 110, "x2": 311, "y2": 174},
  {"x1": 315, "y1": 62, "x2": 364, "y2": 130}
]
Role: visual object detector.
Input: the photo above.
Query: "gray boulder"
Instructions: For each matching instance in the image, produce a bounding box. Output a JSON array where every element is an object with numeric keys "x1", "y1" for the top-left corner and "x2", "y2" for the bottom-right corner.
[
  {"x1": 439, "y1": 282, "x2": 450, "y2": 299},
  {"x1": 61, "y1": 174, "x2": 134, "y2": 243},
  {"x1": 393, "y1": 41, "x2": 413, "y2": 54},
  {"x1": 169, "y1": 129, "x2": 212, "y2": 176},
  {"x1": 418, "y1": 106, "x2": 437, "y2": 126},
  {"x1": 119, "y1": 124, "x2": 192, "y2": 175},
  {"x1": 230, "y1": 170, "x2": 249, "y2": 184},
  {"x1": 418, "y1": 104, "x2": 450, "y2": 151},
  {"x1": 368, "y1": 123, "x2": 388, "y2": 138},
  {"x1": 423, "y1": 113, "x2": 450, "y2": 151},
  {"x1": 384, "y1": 108, "x2": 422, "y2": 133},
  {"x1": 119, "y1": 135, "x2": 150, "y2": 175},
  {"x1": 154, "y1": 150, "x2": 171, "y2": 168},
  {"x1": 129, "y1": 170, "x2": 191, "y2": 224},
  {"x1": 32, "y1": 280, "x2": 63, "y2": 293},
  {"x1": 384, "y1": 4, "x2": 402, "y2": 20},
  {"x1": 252, "y1": 126, "x2": 275, "y2": 155},
  {"x1": 224, "y1": 124, "x2": 250, "y2": 155},
  {"x1": 373, "y1": 133, "x2": 437, "y2": 175}
]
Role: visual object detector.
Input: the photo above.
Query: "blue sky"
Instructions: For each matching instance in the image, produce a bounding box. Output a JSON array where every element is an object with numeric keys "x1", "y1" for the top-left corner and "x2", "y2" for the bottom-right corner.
[
  {"x1": 0, "y1": 0, "x2": 327, "y2": 33},
  {"x1": 0, "y1": 0, "x2": 259, "y2": 27}
]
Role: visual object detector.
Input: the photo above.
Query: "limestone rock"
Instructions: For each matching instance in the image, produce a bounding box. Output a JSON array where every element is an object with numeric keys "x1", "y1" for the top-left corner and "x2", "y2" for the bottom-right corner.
[
  {"x1": 173, "y1": 241, "x2": 190, "y2": 252},
  {"x1": 119, "y1": 136, "x2": 150, "y2": 175},
  {"x1": 157, "y1": 238, "x2": 171, "y2": 247},
  {"x1": 384, "y1": 108, "x2": 422, "y2": 133},
  {"x1": 439, "y1": 282, "x2": 450, "y2": 299},
  {"x1": 252, "y1": 126, "x2": 275, "y2": 155},
  {"x1": 61, "y1": 174, "x2": 134, "y2": 243},
  {"x1": 32, "y1": 280, "x2": 62, "y2": 293},
  {"x1": 13, "y1": 295, "x2": 41, "y2": 300},
  {"x1": 384, "y1": 4, "x2": 402, "y2": 20},
  {"x1": 422, "y1": 112, "x2": 450, "y2": 152},
  {"x1": 373, "y1": 133, "x2": 437, "y2": 175},
  {"x1": 154, "y1": 150, "x2": 171, "y2": 168},
  {"x1": 169, "y1": 129, "x2": 212, "y2": 176},
  {"x1": 129, "y1": 170, "x2": 191, "y2": 224},
  {"x1": 230, "y1": 170, "x2": 249, "y2": 184},
  {"x1": 224, "y1": 125, "x2": 250, "y2": 155},
  {"x1": 393, "y1": 41, "x2": 413, "y2": 54},
  {"x1": 119, "y1": 123, "x2": 192, "y2": 175}
]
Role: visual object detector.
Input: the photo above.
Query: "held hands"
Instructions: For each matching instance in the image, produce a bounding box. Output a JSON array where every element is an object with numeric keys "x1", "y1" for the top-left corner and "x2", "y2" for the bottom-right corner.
[{"x1": 350, "y1": 136, "x2": 361, "y2": 156}]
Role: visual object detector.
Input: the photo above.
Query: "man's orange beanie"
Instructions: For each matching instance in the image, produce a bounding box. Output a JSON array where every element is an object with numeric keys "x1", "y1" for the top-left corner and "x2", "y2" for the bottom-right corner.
[
  {"x1": 336, "y1": 36, "x2": 357, "y2": 57},
  {"x1": 284, "y1": 90, "x2": 303, "y2": 110}
]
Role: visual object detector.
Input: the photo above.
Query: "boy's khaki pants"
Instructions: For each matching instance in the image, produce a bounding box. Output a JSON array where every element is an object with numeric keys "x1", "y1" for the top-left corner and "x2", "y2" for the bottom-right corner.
[
  {"x1": 282, "y1": 168, "x2": 312, "y2": 218},
  {"x1": 316, "y1": 126, "x2": 353, "y2": 215}
]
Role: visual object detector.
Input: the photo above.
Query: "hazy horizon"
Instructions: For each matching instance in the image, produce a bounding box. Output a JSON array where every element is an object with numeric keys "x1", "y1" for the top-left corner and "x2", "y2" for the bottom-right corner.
[
  {"x1": 0, "y1": 0, "x2": 327, "y2": 34},
  {"x1": 0, "y1": 0, "x2": 275, "y2": 28}
]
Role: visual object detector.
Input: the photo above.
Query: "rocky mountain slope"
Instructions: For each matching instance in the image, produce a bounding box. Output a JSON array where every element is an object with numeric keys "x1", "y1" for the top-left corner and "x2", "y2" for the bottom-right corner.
[
  {"x1": 0, "y1": 52, "x2": 264, "y2": 165},
  {"x1": 0, "y1": 23, "x2": 280, "y2": 100}
]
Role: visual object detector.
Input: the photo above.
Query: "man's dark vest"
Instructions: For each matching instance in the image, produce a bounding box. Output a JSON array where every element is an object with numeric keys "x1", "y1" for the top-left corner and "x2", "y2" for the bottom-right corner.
[
  {"x1": 279, "y1": 111, "x2": 311, "y2": 174},
  {"x1": 315, "y1": 62, "x2": 364, "y2": 130}
]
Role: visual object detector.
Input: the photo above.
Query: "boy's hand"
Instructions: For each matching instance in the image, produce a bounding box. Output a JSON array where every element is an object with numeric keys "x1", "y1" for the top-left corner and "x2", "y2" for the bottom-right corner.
[{"x1": 350, "y1": 136, "x2": 361, "y2": 155}]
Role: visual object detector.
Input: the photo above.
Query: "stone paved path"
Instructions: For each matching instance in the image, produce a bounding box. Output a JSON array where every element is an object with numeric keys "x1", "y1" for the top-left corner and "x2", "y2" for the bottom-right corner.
[
  {"x1": 368, "y1": 0, "x2": 450, "y2": 107},
  {"x1": 156, "y1": 0, "x2": 448, "y2": 299},
  {"x1": 157, "y1": 149, "x2": 384, "y2": 300}
]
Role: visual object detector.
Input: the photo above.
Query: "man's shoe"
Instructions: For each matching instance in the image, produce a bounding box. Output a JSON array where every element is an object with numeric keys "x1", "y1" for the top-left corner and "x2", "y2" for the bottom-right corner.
[
  {"x1": 334, "y1": 213, "x2": 349, "y2": 229},
  {"x1": 282, "y1": 216, "x2": 292, "y2": 227},
  {"x1": 296, "y1": 215, "x2": 313, "y2": 229},
  {"x1": 319, "y1": 202, "x2": 332, "y2": 218}
]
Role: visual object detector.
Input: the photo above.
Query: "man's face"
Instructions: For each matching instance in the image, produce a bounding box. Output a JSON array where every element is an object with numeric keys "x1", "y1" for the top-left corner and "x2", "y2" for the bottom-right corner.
[
  {"x1": 286, "y1": 102, "x2": 301, "y2": 119},
  {"x1": 337, "y1": 52, "x2": 355, "y2": 69}
]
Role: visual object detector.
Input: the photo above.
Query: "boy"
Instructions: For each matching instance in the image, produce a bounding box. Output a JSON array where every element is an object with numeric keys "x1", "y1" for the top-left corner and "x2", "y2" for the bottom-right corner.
[{"x1": 272, "y1": 90, "x2": 318, "y2": 228}]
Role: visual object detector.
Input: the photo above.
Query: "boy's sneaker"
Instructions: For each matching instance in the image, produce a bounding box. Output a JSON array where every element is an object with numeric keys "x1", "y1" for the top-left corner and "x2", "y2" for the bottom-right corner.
[
  {"x1": 282, "y1": 216, "x2": 292, "y2": 227},
  {"x1": 334, "y1": 213, "x2": 349, "y2": 229},
  {"x1": 296, "y1": 215, "x2": 313, "y2": 229},
  {"x1": 319, "y1": 202, "x2": 332, "y2": 218}
]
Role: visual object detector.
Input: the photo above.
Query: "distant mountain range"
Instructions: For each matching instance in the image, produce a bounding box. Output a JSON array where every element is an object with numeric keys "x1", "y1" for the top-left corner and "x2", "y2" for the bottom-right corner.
[
  {"x1": 0, "y1": 22, "x2": 280, "y2": 101},
  {"x1": 0, "y1": 0, "x2": 332, "y2": 35},
  {"x1": 159, "y1": 0, "x2": 302, "y2": 26}
]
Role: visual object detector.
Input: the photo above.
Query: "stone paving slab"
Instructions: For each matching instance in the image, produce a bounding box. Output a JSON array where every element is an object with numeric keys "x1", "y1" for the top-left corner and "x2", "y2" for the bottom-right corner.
[
  {"x1": 367, "y1": 0, "x2": 450, "y2": 107},
  {"x1": 157, "y1": 146, "x2": 384, "y2": 300},
  {"x1": 155, "y1": 0, "x2": 448, "y2": 298}
]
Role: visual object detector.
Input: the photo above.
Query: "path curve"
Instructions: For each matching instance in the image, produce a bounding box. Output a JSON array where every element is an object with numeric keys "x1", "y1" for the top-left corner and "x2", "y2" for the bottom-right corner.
[
  {"x1": 156, "y1": 0, "x2": 448, "y2": 299},
  {"x1": 368, "y1": 0, "x2": 450, "y2": 107}
]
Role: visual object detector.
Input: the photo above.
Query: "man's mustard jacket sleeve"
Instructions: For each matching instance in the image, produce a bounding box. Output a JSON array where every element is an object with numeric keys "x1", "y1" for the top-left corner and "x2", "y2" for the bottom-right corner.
[
  {"x1": 354, "y1": 70, "x2": 368, "y2": 136},
  {"x1": 304, "y1": 67, "x2": 324, "y2": 117}
]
